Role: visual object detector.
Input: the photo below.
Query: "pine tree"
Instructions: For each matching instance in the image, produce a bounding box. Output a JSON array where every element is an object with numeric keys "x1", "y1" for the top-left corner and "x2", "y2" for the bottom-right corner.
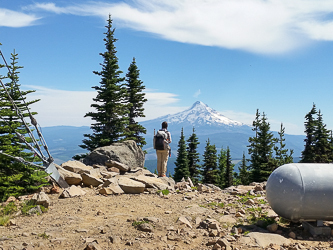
[
  {"x1": 0, "y1": 51, "x2": 48, "y2": 201},
  {"x1": 174, "y1": 128, "x2": 190, "y2": 182},
  {"x1": 124, "y1": 57, "x2": 147, "y2": 147},
  {"x1": 300, "y1": 104, "x2": 317, "y2": 163},
  {"x1": 247, "y1": 109, "x2": 261, "y2": 181},
  {"x1": 186, "y1": 127, "x2": 201, "y2": 184},
  {"x1": 80, "y1": 15, "x2": 128, "y2": 151},
  {"x1": 202, "y1": 139, "x2": 219, "y2": 185},
  {"x1": 238, "y1": 152, "x2": 250, "y2": 185},
  {"x1": 314, "y1": 110, "x2": 331, "y2": 163},
  {"x1": 274, "y1": 123, "x2": 293, "y2": 166},
  {"x1": 248, "y1": 110, "x2": 277, "y2": 182},
  {"x1": 224, "y1": 146, "x2": 234, "y2": 187},
  {"x1": 218, "y1": 147, "x2": 227, "y2": 188}
]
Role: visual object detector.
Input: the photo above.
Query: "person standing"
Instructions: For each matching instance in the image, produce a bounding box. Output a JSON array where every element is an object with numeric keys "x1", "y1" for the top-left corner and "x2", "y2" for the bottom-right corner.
[{"x1": 156, "y1": 121, "x2": 172, "y2": 177}]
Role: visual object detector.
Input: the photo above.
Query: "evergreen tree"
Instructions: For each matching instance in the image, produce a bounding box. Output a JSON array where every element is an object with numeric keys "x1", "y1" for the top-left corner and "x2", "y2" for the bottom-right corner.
[
  {"x1": 174, "y1": 128, "x2": 190, "y2": 182},
  {"x1": 314, "y1": 110, "x2": 331, "y2": 163},
  {"x1": 124, "y1": 57, "x2": 147, "y2": 147},
  {"x1": 248, "y1": 110, "x2": 277, "y2": 182},
  {"x1": 238, "y1": 152, "x2": 250, "y2": 185},
  {"x1": 0, "y1": 51, "x2": 48, "y2": 201},
  {"x1": 300, "y1": 104, "x2": 317, "y2": 163},
  {"x1": 186, "y1": 127, "x2": 201, "y2": 184},
  {"x1": 202, "y1": 139, "x2": 219, "y2": 185},
  {"x1": 224, "y1": 147, "x2": 234, "y2": 188},
  {"x1": 81, "y1": 15, "x2": 128, "y2": 151},
  {"x1": 218, "y1": 147, "x2": 227, "y2": 188},
  {"x1": 274, "y1": 123, "x2": 293, "y2": 166},
  {"x1": 247, "y1": 109, "x2": 261, "y2": 181}
]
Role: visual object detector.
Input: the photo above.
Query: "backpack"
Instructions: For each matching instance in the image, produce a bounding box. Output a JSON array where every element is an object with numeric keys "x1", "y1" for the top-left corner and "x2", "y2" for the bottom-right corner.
[{"x1": 153, "y1": 130, "x2": 168, "y2": 150}]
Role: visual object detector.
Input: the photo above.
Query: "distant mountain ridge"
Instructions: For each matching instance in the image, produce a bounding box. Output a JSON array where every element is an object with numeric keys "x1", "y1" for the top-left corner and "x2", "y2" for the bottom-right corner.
[{"x1": 41, "y1": 101, "x2": 305, "y2": 166}]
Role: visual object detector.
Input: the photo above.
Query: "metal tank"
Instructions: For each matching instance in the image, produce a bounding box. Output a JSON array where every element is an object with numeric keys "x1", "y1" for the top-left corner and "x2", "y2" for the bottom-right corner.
[{"x1": 266, "y1": 163, "x2": 333, "y2": 222}]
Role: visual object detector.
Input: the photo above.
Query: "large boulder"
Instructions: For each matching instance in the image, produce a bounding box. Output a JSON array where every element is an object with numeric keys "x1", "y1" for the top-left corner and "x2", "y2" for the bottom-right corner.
[{"x1": 83, "y1": 140, "x2": 145, "y2": 169}]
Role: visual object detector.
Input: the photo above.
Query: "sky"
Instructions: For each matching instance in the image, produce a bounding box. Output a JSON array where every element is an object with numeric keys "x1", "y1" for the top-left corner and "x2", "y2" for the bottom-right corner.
[{"x1": 1, "y1": 0, "x2": 333, "y2": 135}]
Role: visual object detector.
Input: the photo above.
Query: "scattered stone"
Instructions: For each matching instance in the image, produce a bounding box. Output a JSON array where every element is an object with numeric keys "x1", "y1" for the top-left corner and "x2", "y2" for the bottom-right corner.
[
  {"x1": 99, "y1": 187, "x2": 113, "y2": 195},
  {"x1": 187, "y1": 177, "x2": 194, "y2": 187},
  {"x1": 5, "y1": 220, "x2": 15, "y2": 227},
  {"x1": 31, "y1": 192, "x2": 51, "y2": 208},
  {"x1": 61, "y1": 185, "x2": 86, "y2": 198},
  {"x1": 132, "y1": 175, "x2": 170, "y2": 190},
  {"x1": 56, "y1": 165, "x2": 82, "y2": 185},
  {"x1": 109, "y1": 235, "x2": 121, "y2": 244},
  {"x1": 81, "y1": 173, "x2": 104, "y2": 187},
  {"x1": 105, "y1": 160, "x2": 130, "y2": 172},
  {"x1": 178, "y1": 216, "x2": 192, "y2": 228},
  {"x1": 27, "y1": 205, "x2": 42, "y2": 215},
  {"x1": 216, "y1": 238, "x2": 231, "y2": 250},
  {"x1": 246, "y1": 232, "x2": 290, "y2": 248},
  {"x1": 61, "y1": 160, "x2": 93, "y2": 174},
  {"x1": 267, "y1": 223, "x2": 278, "y2": 233},
  {"x1": 6, "y1": 196, "x2": 17, "y2": 203},
  {"x1": 137, "y1": 223, "x2": 154, "y2": 232},
  {"x1": 289, "y1": 231, "x2": 296, "y2": 239},
  {"x1": 84, "y1": 242, "x2": 101, "y2": 250},
  {"x1": 118, "y1": 176, "x2": 145, "y2": 194}
]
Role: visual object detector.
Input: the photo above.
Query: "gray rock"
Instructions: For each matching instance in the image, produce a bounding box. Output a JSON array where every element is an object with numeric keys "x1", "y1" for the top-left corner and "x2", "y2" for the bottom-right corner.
[
  {"x1": 216, "y1": 238, "x2": 231, "y2": 250},
  {"x1": 81, "y1": 173, "x2": 103, "y2": 187},
  {"x1": 132, "y1": 175, "x2": 170, "y2": 190},
  {"x1": 118, "y1": 176, "x2": 145, "y2": 194},
  {"x1": 61, "y1": 185, "x2": 86, "y2": 198},
  {"x1": 56, "y1": 165, "x2": 82, "y2": 185},
  {"x1": 137, "y1": 223, "x2": 154, "y2": 232},
  {"x1": 105, "y1": 160, "x2": 130, "y2": 172},
  {"x1": 99, "y1": 183, "x2": 124, "y2": 195},
  {"x1": 267, "y1": 223, "x2": 278, "y2": 233},
  {"x1": 61, "y1": 160, "x2": 93, "y2": 174},
  {"x1": 27, "y1": 205, "x2": 42, "y2": 215},
  {"x1": 84, "y1": 242, "x2": 101, "y2": 250},
  {"x1": 31, "y1": 192, "x2": 51, "y2": 208},
  {"x1": 178, "y1": 216, "x2": 192, "y2": 228},
  {"x1": 244, "y1": 232, "x2": 290, "y2": 248},
  {"x1": 83, "y1": 140, "x2": 145, "y2": 169},
  {"x1": 109, "y1": 235, "x2": 121, "y2": 244}
]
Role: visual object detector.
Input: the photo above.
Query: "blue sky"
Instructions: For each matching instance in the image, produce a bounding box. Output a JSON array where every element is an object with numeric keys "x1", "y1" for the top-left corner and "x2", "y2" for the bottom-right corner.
[{"x1": 1, "y1": 0, "x2": 333, "y2": 135}]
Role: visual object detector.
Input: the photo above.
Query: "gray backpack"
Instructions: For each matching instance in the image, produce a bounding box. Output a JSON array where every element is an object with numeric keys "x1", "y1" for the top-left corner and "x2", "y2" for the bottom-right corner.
[{"x1": 154, "y1": 130, "x2": 168, "y2": 150}]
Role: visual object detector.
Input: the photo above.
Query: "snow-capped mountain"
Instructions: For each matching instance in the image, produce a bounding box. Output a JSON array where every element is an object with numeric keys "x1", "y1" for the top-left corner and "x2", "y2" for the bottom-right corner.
[
  {"x1": 141, "y1": 101, "x2": 252, "y2": 136},
  {"x1": 162, "y1": 101, "x2": 243, "y2": 127}
]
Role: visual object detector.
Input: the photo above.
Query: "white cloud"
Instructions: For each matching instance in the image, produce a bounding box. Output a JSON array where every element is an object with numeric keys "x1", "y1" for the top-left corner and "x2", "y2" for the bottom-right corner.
[
  {"x1": 25, "y1": 0, "x2": 333, "y2": 54},
  {"x1": 193, "y1": 89, "x2": 201, "y2": 98},
  {"x1": 0, "y1": 8, "x2": 39, "y2": 27},
  {"x1": 22, "y1": 86, "x2": 186, "y2": 127},
  {"x1": 23, "y1": 85, "x2": 97, "y2": 127}
]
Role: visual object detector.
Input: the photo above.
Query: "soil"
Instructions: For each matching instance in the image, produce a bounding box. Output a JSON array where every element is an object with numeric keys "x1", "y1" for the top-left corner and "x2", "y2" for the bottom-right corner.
[{"x1": 1, "y1": 185, "x2": 333, "y2": 250}]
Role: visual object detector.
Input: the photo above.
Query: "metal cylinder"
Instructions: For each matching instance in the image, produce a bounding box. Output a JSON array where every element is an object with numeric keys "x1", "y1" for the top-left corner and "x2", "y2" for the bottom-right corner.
[{"x1": 266, "y1": 163, "x2": 333, "y2": 222}]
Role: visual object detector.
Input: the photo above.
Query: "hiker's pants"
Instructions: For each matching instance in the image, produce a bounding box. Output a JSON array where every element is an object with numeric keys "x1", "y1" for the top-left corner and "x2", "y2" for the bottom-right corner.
[{"x1": 156, "y1": 148, "x2": 169, "y2": 176}]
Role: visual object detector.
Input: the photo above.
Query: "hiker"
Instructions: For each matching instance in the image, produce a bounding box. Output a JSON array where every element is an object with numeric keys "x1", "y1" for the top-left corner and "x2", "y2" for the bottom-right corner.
[{"x1": 155, "y1": 121, "x2": 172, "y2": 177}]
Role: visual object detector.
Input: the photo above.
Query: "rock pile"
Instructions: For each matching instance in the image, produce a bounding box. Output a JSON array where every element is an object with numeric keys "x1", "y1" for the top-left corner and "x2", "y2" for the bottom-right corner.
[{"x1": 56, "y1": 159, "x2": 175, "y2": 197}]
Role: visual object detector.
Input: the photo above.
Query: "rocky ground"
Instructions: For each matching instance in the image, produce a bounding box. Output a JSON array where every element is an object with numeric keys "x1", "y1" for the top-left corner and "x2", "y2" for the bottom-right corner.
[{"x1": 1, "y1": 181, "x2": 333, "y2": 250}]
